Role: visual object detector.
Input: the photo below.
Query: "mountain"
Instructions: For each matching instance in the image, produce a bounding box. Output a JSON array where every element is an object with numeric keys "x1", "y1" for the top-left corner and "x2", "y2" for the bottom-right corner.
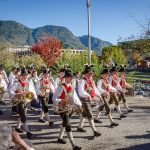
[
  {"x1": 79, "y1": 35, "x2": 112, "y2": 55},
  {"x1": 0, "y1": 20, "x2": 112, "y2": 55}
]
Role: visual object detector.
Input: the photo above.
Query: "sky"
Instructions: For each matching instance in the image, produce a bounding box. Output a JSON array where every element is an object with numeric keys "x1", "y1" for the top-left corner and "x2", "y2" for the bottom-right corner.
[{"x1": 0, "y1": 0, "x2": 150, "y2": 44}]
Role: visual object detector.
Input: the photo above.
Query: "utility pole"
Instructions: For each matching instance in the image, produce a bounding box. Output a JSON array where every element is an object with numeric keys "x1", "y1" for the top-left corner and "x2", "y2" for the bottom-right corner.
[{"x1": 86, "y1": 0, "x2": 91, "y2": 65}]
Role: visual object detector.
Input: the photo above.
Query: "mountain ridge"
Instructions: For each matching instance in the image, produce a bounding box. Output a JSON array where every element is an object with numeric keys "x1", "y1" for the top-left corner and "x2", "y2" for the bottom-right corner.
[{"x1": 0, "y1": 20, "x2": 112, "y2": 55}]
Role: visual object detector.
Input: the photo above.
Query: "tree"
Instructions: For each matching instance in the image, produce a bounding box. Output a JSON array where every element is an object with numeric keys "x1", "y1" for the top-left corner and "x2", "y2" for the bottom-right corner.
[
  {"x1": 0, "y1": 42, "x2": 8, "y2": 51},
  {"x1": 132, "y1": 51, "x2": 143, "y2": 65},
  {"x1": 0, "y1": 50, "x2": 16, "y2": 73},
  {"x1": 101, "y1": 46, "x2": 126, "y2": 65},
  {"x1": 31, "y1": 35, "x2": 62, "y2": 67}
]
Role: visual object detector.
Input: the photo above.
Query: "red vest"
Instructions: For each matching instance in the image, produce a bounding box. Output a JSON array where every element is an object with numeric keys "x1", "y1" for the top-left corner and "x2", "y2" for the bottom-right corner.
[
  {"x1": 111, "y1": 75, "x2": 118, "y2": 87},
  {"x1": 83, "y1": 77, "x2": 95, "y2": 98},
  {"x1": 101, "y1": 77, "x2": 110, "y2": 92},
  {"x1": 15, "y1": 80, "x2": 29, "y2": 94},
  {"x1": 40, "y1": 79, "x2": 51, "y2": 94},
  {"x1": 59, "y1": 83, "x2": 72, "y2": 100},
  {"x1": 119, "y1": 75, "x2": 126, "y2": 88}
]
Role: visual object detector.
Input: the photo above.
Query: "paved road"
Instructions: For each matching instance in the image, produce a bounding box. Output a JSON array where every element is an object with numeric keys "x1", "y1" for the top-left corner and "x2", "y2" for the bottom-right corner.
[{"x1": 0, "y1": 94, "x2": 150, "y2": 150}]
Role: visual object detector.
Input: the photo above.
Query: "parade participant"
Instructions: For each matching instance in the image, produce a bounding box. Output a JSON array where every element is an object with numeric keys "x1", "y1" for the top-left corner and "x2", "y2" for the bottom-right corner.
[
  {"x1": 72, "y1": 71, "x2": 81, "y2": 94},
  {"x1": 97, "y1": 67, "x2": 126, "y2": 119},
  {"x1": 27, "y1": 69, "x2": 37, "y2": 111},
  {"x1": 0, "y1": 70, "x2": 8, "y2": 105},
  {"x1": 0, "y1": 64, "x2": 9, "y2": 84},
  {"x1": 8, "y1": 66, "x2": 16, "y2": 83},
  {"x1": 39, "y1": 65, "x2": 47, "y2": 79},
  {"x1": 0, "y1": 64, "x2": 8, "y2": 105},
  {"x1": 36, "y1": 68, "x2": 55, "y2": 125},
  {"x1": 53, "y1": 69, "x2": 82, "y2": 150},
  {"x1": 48, "y1": 70, "x2": 55, "y2": 104},
  {"x1": 77, "y1": 65, "x2": 101, "y2": 137},
  {"x1": 54, "y1": 68, "x2": 66, "y2": 90},
  {"x1": 118, "y1": 65, "x2": 133, "y2": 113},
  {"x1": 9, "y1": 68, "x2": 21, "y2": 115},
  {"x1": 30, "y1": 70, "x2": 40, "y2": 110},
  {"x1": 10, "y1": 67, "x2": 37, "y2": 139},
  {"x1": 95, "y1": 68, "x2": 119, "y2": 127}
]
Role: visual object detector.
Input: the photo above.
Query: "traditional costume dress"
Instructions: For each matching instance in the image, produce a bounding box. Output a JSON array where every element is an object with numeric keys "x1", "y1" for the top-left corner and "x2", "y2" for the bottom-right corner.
[
  {"x1": 10, "y1": 68, "x2": 37, "y2": 139},
  {"x1": 77, "y1": 66, "x2": 101, "y2": 137},
  {"x1": 53, "y1": 68, "x2": 66, "y2": 90},
  {"x1": 0, "y1": 65, "x2": 8, "y2": 105},
  {"x1": 8, "y1": 69, "x2": 20, "y2": 115},
  {"x1": 97, "y1": 68, "x2": 126, "y2": 119},
  {"x1": 0, "y1": 75, "x2": 7, "y2": 104},
  {"x1": 36, "y1": 69, "x2": 55, "y2": 125},
  {"x1": 118, "y1": 66, "x2": 133, "y2": 113},
  {"x1": 95, "y1": 68, "x2": 119, "y2": 126},
  {"x1": 53, "y1": 70, "x2": 82, "y2": 150}
]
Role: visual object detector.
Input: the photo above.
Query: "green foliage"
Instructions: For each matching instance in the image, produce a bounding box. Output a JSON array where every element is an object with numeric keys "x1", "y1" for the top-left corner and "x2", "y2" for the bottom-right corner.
[
  {"x1": 54, "y1": 49, "x2": 102, "y2": 80},
  {"x1": 15, "y1": 54, "x2": 45, "y2": 71},
  {"x1": 0, "y1": 50, "x2": 16, "y2": 72},
  {"x1": 0, "y1": 42, "x2": 8, "y2": 51},
  {"x1": 119, "y1": 38, "x2": 150, "y2": 58},
  {"x1": 101, "y1": 45, "x2": 126, "y2": 65}
]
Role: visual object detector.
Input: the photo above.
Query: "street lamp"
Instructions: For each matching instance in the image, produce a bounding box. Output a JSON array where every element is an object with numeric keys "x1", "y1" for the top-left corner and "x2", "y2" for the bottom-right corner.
[{"x1": 86, "y1": 0, "x2": 91, "y2": 65}]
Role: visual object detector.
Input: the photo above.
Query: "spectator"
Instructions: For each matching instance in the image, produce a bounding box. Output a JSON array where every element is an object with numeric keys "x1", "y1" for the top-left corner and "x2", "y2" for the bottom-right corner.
[{"x1": 0, "y1": 124, "x2": 35, "y2": 150}]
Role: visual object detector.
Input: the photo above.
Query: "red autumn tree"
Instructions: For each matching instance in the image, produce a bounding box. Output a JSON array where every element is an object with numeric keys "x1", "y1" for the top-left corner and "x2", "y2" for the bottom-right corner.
[{"x1": 31, "y1": 35, "x2": 62, "y2": 67}]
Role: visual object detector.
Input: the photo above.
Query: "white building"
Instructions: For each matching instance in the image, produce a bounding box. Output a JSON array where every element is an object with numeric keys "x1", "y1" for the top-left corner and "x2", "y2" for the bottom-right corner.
[{"x1": 7, "y1": 46, "x2": 91, "y2": 56}]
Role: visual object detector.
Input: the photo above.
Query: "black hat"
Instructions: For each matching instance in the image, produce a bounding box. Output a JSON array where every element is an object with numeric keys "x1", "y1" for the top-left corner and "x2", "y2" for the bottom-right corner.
[
  {"x1": 16, "y1": 67, "x2": 21, "y2": 71},
  {"x1": 41, "y1": 65, "x2": 47, "y2": 70},
  {"x1": 82, "y1": 64, "x2": 94, "y2": 74},
  {"x1": 0, "y1": 64, "x2": 4, "y2": 70},
  {"x1": 43, "y1": 69, "x2": 49, "y2": 74},
  {"x1": 101, "y1": 68, "x2": 109, "y2": 74},
  {"x1": 59, "y1": 68, "x2": 66, "y2": 73},
  {"x1": 64, "y1": 69, "x2": 74, "y2": 77},
  {"x1": 20, "y1": 68, "x2": 28, "y2": 76},
  {"x1": 118, "y1": 65, "x2": 125, "y2": 72},
  {"x1": 110, "y1": 66, "x2": 117, "y2": 73},
  {"x1": 27, "y1": 65, "x2": 34, "y2": 70}
]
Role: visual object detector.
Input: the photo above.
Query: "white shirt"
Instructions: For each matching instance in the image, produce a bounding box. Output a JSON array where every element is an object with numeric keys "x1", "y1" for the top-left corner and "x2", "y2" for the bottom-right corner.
[
  {"x1": 78, "y1": 78, "x2": 100, "y2": 98},
  {"x1": 9, "y1": 80, "x2": 37, "y2": 99},
  {"x1": 54, "y1": 76, "x2": 64, "y2": 90},
  {"x1": 97, "y1": 78, "x2": 117, "y2": 94},
  {"x1": 36, "y1": 79, "x2": 55, "y2": 96},
  {"x1": 52, "y1": 82, "x2": 81, "y2": 107},
  {"x1": 108, "y1": 75, "x2": 123, "y2": 92}
]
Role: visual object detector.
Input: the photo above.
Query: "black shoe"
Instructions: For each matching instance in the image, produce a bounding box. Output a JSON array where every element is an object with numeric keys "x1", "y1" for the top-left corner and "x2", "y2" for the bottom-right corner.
[
  {"x1": 27, "y1": 132, "x2": 33, "y2": 139},
  {"x1": 73, "y1": 145, "x2": 82, "y2": 150},
  {"x1": 58, "y1": 138, "x2": 67, "y2": 144},
  {"x1": 77, "y1": 127, "x2": 86, "y2": 132},
  {"x1": 127, "y1": 109, "x2": 133, "y2": 113},
  {"x1": 94, "y1": 118, "x2": 102, "y2": 123},
  {"x1": 53, "y1": 111, "x2": 58, "y2": 115},
  {"x1": 39, "y1": 119, "x2": 45, "y2": 123},
  {"x1": 120, "y1": 114, "x2": 127, "y2": 119},
  {"x1": 111, "y1": 122, "x2": 119, "y2": 127},
  {"x1": 0, "y1": 110, "x2": 3, "y2": 115},
  {"x1": 90, "y1": 103, "x2": 96, "y2": 108},
  {"x1": 15, "y1": 128, "x2": 23, "y2": 133},
  {"x1": 114, "y1": 107, "x2": 117, "y2": 111},
  {"x1": 0, "y1": 101, "x2": 6, "y2": 105},
  {"x1": 12, "y1": 111, "x2": 18, "y2": 116},
  {"x1": 94, "y1": 131, "x2": 101, "y2": 137},
  {"x1": 49, "y1": 121, "x2": 54, "y2": 126}
]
